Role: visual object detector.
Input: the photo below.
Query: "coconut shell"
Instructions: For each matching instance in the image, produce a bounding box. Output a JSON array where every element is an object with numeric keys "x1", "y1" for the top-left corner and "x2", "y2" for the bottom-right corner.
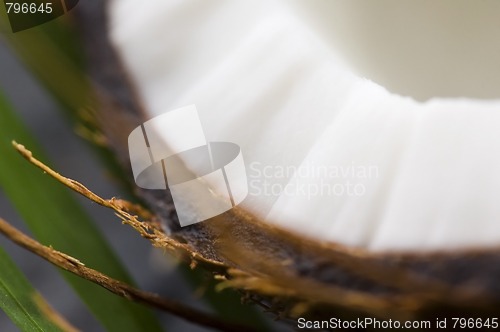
[{"x1": 73, "y1": 0, "x2": 500, "y2": 325}]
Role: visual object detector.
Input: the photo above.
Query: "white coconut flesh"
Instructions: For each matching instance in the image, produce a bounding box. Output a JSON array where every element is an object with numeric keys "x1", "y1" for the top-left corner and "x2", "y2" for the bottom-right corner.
[{"x1": 109, "y1": 0, "x2": 500, "y2": 252}]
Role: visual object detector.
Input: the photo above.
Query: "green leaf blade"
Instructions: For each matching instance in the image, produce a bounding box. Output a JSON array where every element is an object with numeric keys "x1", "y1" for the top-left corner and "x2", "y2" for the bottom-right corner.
[
  {"x1": 0, "y1": 93, "x2": 163, "y2": 331},
  {"x1": 0, "y1": 246, "x2": 62, "y2": 332}
]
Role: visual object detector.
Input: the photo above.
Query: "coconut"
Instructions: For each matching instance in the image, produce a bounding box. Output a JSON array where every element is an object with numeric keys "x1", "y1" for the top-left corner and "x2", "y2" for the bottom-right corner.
[{"x1": 74, "y1": 0, "x2": 500, "y2": 325}]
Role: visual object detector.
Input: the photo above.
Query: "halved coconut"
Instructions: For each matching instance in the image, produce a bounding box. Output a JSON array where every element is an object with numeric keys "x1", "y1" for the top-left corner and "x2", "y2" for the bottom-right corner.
[{"x1": 75, "y1": 0, "x2": 500, "y2": 324}]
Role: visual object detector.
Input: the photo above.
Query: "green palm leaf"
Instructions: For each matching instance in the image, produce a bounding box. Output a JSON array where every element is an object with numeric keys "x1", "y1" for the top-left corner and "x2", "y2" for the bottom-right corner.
[{"x1": 0, "y1": 92, "x2": 163, "y2": 332}]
